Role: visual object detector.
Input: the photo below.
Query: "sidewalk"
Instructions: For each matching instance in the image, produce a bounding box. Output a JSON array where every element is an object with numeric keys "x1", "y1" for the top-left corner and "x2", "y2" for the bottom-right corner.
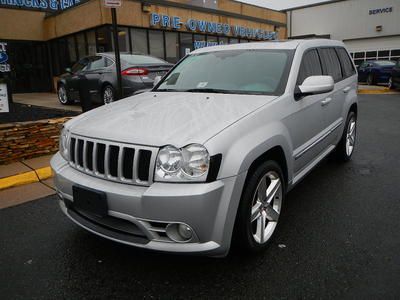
[
  {"x1": 0, "y1": 154, "x2": 55, "y2": 209},
  {"x1": 13, "y1": 93, "x2": 81, "y2": 112}
]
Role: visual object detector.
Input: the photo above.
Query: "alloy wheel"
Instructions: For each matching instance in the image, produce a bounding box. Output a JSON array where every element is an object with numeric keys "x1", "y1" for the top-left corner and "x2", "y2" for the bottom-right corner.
[
  {"x1": 58, "y1": 86, "x2": 68, "y2": 104},
  {"x1": 103, "y1": 86, "x2": 114, "y2": 105},
  {"x1": 345, "y1": 117, "x2": 356, "y2": 156},
  {"x1": 250, "y1": 171, "x2": 283, "y2": 244}
]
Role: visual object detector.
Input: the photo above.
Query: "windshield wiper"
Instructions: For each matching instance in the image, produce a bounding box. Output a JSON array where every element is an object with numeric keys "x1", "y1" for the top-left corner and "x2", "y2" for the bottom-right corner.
[{"x1": 184, "y1": 88, "x2": 230, "y2": 94}]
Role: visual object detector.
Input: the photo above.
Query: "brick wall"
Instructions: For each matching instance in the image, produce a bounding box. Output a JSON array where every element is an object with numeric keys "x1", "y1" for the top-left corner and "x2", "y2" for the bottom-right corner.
[{"x1": 0, "y1": 117, "x2": 70, "y2": 165}]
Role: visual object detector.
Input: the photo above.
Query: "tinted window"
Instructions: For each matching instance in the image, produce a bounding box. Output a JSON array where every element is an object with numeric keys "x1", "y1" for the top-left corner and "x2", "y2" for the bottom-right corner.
[
  {"x1": 130, "y1": 28, "x2": 148, "y2": 54},
  {"x1": 336, "y1": 48, "x2": 356, "y2": 78},
  {"x1": 149, "y1": 30, "x2": 164, "y2": 59},
  {"x1": 87, "y1": 56, "x2": 107, "y2": 70},
  {"x1": 71, "y1": 58, "x2": 89, "y2": 73},
  {"x1": 374, "y1": 60, "x2": 395, "y2": 66},
  {"x1": 297, "y1": 49, "x2": 322, "y2": 85},
  {"x1": 319, "y1": 48, "x2": 342, "y2": 82},
  {"x1": 156, "y1": 50, "x2": 292, "y2": 95}
]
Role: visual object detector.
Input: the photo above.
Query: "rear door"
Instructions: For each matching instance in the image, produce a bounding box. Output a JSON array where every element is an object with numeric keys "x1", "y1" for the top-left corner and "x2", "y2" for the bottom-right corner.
[
  {"x1": 357, "y1": 61, "x2": 369, "y2": 82},
  {"x1": 67, "y1": 58, "x2": 90, "y2": 100},
  {"x1": 392, "y1": 60, "x2": 400, "y2": 87},
  {"x1": 84, "y1": 56, "x2": 114, "y2": 103}
]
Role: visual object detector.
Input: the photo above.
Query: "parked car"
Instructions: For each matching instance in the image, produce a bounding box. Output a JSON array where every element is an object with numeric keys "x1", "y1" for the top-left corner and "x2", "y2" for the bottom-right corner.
[
  {"x1": 57, "y1": 53, "x2": 173, "y2": 105},
  {"x1": 51, "y1": 39, "x2": 358, "y2": 257},
  {"x1": 388, "y1": 60, "x2": 400, "y2": 90},
  {"x1": 357, "y1": 60, "x2": 396, "y2": 85}
]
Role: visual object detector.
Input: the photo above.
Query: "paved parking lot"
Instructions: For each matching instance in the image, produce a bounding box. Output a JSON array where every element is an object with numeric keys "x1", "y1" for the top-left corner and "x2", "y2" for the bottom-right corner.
[{"x1": 1, "y1": 94, "x2": 399, "y2": 299}]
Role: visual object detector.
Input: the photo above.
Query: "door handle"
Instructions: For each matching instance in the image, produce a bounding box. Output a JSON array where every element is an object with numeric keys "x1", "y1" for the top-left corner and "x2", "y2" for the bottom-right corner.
[
  {"x1": 343, "y1": 87, "x2": 351, "y2": 93},
  {"x1": 321, "y1": 97, "x2": 332, "y2": 106}
]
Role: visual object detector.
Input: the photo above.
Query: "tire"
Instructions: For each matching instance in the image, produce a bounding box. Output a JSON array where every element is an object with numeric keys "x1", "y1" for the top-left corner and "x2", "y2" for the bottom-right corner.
[
  {"x1": 102, "y1": 85, "x2": 115, "y2": 105},
  {"x1": 233, "y1": 160, "x2": 285, "y2": 253},
  {"x1": 335, "y1": 111, "x2": 357, "y2": 162},
  {"x1": 57, "y1": 84, "x2": 72, "y2": 105},
  {"x1": 366, "y1": 73, "x2": 375, "y2": 85}
]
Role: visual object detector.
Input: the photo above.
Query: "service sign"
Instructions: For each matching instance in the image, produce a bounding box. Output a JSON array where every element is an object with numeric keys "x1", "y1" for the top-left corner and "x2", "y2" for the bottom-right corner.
[
  {"x1": 0, "y1": 83, "x2": 9, "y2": 113},
  {"x1": 104, "y1": 0, "x2": 121, "y2": 8}
]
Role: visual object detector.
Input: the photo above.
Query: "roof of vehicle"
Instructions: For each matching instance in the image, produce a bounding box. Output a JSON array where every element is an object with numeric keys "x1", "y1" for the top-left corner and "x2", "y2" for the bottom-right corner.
[{"x1": 191, "y1": 39, "x2": 346, "y2": 54}]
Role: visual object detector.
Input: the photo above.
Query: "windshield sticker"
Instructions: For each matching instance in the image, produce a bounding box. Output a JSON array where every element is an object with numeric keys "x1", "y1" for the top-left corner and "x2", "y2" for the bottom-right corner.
[{"x1": 197, "y1": 82, "x2": 208, "y2": 88}]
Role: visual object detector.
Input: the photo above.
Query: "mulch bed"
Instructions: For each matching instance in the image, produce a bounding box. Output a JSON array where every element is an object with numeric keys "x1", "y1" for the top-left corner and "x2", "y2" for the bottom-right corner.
[{"x1": 0, "y1": 103, "x2": 79, "y2": 124}]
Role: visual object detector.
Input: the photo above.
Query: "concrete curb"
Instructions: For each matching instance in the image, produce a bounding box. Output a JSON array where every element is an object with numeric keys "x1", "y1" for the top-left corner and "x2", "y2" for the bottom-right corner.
[{"x1": 0, "y1": 167, "x2": 53, "y2": 191}]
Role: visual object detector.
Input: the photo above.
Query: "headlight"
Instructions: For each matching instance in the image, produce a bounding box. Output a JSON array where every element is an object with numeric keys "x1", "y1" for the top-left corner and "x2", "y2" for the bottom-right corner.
[
  {"x1": 59, "y1": 127, "x2": 69, "y2": 160},
  {"x1": 155, "y1": 144, "x2": 210, "y2": 182}
]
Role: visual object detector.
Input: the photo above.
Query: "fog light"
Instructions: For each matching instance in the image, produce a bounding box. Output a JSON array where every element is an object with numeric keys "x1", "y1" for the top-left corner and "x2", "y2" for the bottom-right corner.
[
  {"x1": 165, "y1": 223, "x2": 193, "y2": 242},
  {"x1": 178, "y1": 224, "x2": 193, "y2": 240}
]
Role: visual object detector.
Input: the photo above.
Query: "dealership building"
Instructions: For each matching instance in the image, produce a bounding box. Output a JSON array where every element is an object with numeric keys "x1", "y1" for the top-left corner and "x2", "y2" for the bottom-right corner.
[
  {"x1": 286, "y1": 0, "x2": 400, "y2": 66},
  {"x1": 0, "y1": 0, "x2": 286, "y2": 93}
]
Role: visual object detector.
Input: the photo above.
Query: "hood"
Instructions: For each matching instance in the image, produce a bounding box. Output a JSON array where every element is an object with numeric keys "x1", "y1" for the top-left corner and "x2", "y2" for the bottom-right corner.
[{"x1": 67, "y1": 92, "x2": 276, "y2": 147}]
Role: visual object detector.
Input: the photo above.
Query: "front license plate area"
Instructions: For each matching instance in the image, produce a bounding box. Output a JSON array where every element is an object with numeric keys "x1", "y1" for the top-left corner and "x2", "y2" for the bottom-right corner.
[{"x1": 72, "y1": 185, "x2": 108, "y2": 217}]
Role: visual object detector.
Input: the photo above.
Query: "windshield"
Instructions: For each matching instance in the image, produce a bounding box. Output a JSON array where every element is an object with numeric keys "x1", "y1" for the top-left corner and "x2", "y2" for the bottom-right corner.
[
  {"x1": 121, "y1": 54, "x2": 167, "y2": 65},
  {"x1": 155, "y1": 49, "x2": 292, "y2": 95}
]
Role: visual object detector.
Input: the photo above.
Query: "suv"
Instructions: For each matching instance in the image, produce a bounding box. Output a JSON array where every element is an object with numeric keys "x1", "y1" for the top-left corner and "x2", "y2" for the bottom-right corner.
[{"x1": 51, "y1": 39, "x2": 358, "y2": 257}]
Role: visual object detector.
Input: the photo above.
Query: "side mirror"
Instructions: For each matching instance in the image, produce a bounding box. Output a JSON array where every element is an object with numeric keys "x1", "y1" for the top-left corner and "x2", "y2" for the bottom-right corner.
[
  {"x1": 65, "y1": 67, "x2": 72, "y2": 74},
  {"x1": 298, "y1": 75, "x2": 334, "y2": 95},
  {"x1": 153, "y1": 75, "x2": 162, "y2": 87}
]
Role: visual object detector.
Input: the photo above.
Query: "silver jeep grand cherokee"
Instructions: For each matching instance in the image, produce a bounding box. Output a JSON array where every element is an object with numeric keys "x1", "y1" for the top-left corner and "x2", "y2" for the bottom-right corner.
[{"x1": 51, "y1": 39, "x2": 358, "y2": 257}]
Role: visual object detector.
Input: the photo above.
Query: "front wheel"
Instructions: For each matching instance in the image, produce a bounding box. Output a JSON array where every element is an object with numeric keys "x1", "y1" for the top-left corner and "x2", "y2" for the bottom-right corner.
[
  {"x1": 234, "y1": 160, "x2": 285, "y2": 253},
  {"x1": 335, "y1": 111, "x2": 357, "y2": 162},
  {"x1": 388, "y1": 77, "x2": 394, "y2": 90},
  {"x1": 102, "y1": 85, "x2": 115, "y2": 105}
]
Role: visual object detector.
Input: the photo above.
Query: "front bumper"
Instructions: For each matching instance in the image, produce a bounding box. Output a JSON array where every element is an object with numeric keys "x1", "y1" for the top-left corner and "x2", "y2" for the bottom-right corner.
[{"x1": 51, "y1": 152, "x2": 246, "y2": 256}]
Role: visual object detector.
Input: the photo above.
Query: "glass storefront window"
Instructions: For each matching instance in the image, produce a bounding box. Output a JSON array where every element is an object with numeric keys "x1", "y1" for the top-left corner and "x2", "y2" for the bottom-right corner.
[
  {"x1": 165, "y1": 31, "x2": 179, "y2": 63},
  {"x1": 76, "y1": 33, "x2": 86, "y2": 59},
  {"x1": 207, "y1": 35, "x2": 218, "y2": 47},
  {"x1": 96, "y1": 27, "x2": 112, "y2": 53},
  {"x1": 180, "y1": 33, "x2": 193, "y2": 58},
  {"x1": 218, "y1": 36, "x2": 228, "y2": 45},
  {"x1": 67, "y1": 36, "x2": 77, "y2": 63},
  {"x1": 131, "y1": 28, "x2": 148, "y2": 54},
  {"x1": 193, "y1": 34, "x2": 206, "y2": 50},
  {"x1": 115, "y1": 27, "x2": 129, "y2": 52},
  {"x1": 229, "y1": 38, "x2": 239, "y2": 44},
  {"x1": 149, "y1": 30, "x2": 164, "y2": 59},
  {"x1": 86, "y1": 30, "x2": 97, "y2": 56}
]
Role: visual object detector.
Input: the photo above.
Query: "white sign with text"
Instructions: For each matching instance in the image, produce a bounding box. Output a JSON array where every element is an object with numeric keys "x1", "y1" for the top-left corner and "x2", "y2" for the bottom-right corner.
[
  {"x1": 0, "y1": 83, "x2": 10, "y2": 113},
  {"x1": 104, "y1": 0, "x2": 121, "y2": 8}
]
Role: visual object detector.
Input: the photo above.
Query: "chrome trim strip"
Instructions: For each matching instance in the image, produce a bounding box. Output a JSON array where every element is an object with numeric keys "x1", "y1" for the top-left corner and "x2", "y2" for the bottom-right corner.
[{"x1": 295, "y1": 120, "x2": 343, "y2": 160}]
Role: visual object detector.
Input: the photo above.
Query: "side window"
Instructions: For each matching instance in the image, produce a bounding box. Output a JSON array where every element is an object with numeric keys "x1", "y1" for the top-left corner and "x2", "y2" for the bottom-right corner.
[
  {"x1": 297, "y1": 49, "x2": 323, "y2": 85},
  {"x1": 71, "y1": 58, "x2": 89, "y2": 73},
  {"x1": 87, "y1": 56, "x2": 107, "y2": 70},
  {"x1": 318, "y1": 48, "x2": 343, "y2": 82},
  {"x1": 336, "y1": 47, "x2": 356, "y2": 78},
  {"x1": 105, "y1": 57, "x2": 114, "y2": 67}
]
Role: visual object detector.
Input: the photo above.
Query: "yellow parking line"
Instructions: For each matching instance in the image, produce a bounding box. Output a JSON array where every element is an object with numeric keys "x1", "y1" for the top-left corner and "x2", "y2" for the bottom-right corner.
[{"x1": 0, "y1": 166, "x2": 53, "y2": 191}]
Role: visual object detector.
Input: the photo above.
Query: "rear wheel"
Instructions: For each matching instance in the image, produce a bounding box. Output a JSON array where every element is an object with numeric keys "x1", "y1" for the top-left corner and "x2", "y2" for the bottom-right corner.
[
  {"x1": 234, "y1": 160, "x2": 285, "y2": 253},
  {"x1": 102, "y1": 85, "x2": 115, "y2": 105},
  {"x1": 335, "y1": 111, "x2": 357, "y2": 162},
  {"x1": 58, "y1": 84, "x2": 72, "y2": 105}
]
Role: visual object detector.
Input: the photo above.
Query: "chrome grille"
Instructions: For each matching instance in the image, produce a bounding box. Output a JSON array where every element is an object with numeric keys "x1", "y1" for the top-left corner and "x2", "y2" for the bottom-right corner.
[{"x1": 67, "y1": 135, "x2": 157, "y2": 186}]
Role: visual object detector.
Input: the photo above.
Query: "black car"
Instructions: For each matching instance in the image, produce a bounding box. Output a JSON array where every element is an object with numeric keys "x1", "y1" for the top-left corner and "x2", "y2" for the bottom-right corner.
[
  {"x1": 57, "y1": 53, "x2": 173, "y2": 106},
  {"x1": 389, "y1": 60, "x2": 400, "y2": 90}
]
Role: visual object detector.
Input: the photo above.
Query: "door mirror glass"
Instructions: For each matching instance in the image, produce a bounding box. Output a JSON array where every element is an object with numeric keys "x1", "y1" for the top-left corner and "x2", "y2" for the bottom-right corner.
[
  {"x1": 298, "y1": 75, "x2": 334, "y2": 95},
  {"x1": 153, "y1": 75, "x2": 162, "y2": 87}
]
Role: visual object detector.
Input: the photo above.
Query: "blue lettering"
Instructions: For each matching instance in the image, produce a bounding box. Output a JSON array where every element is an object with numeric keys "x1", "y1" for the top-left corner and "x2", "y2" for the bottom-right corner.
[
  {"x1": 232, "y1": 26, "x2": 240, "y2": 36},
  {"x1": 223, "y1": 24, "x2": 230, "y2": 35},
  {"x1": 239, "y1": 27, "x2": 246, "y2": 37},
  {"x1": 216, "y1": 23, "x2": 223, "y2": 34},
  {"x1": 24, "y1": 0, "x2": 32, "y2": 6},
  {"x1": 39, "y1": 0, "x2": 47, "y2": 8},
  {"x1": 207, "y1": 22, "x2": 217, "y2": 33},
  {"x1": 194, "y1": 40, "x2": 206, "y2": 49},
  {"x1": 186, "y1": 19, "x2": 197, "y2": 31},
  {"x1": 150, "y1": 13, "x2": 160, "y2": 26},
  {"x1": 197, "y1": 20, "x2": 207, "y2": 32},
  {"x1": 49, "y1": 0, "x2": 57, "y2": 9},
  {"x1": 31, "y1": 0, "x2": 40, "y2": 7},
  {"x1": 172, "y1": 16, "x2": 181, "y2": 29},
  {"x1": 161, "y1": 15, "x2": 170, "y2": 27}
]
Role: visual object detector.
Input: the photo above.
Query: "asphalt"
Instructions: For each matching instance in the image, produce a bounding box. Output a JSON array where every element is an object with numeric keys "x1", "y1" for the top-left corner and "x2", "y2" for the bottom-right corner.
[{"x1": 1, "y1": 94, "x2": 400, "y2": 299}]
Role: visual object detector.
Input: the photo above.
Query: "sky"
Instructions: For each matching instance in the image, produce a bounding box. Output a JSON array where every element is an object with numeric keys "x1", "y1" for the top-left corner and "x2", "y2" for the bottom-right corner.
[{"x1": 237, "y1": 0, "x2": 332, "y2": 11}]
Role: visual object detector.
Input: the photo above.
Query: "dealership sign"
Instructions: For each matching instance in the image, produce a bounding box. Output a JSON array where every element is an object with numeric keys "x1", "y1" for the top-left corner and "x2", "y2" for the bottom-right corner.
[
  {"x1": 0, "y1": 83, "x2": 9, "y2": 113},
  {"x1": 369, "y1": 7, "x2": 393, "y2": 15},
  {"x1": 0, "y1": 0, "x2": 82, "y2": 11},
  {"x1": 150, "y1": 13, "x2": 277, "y2": 40}
]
